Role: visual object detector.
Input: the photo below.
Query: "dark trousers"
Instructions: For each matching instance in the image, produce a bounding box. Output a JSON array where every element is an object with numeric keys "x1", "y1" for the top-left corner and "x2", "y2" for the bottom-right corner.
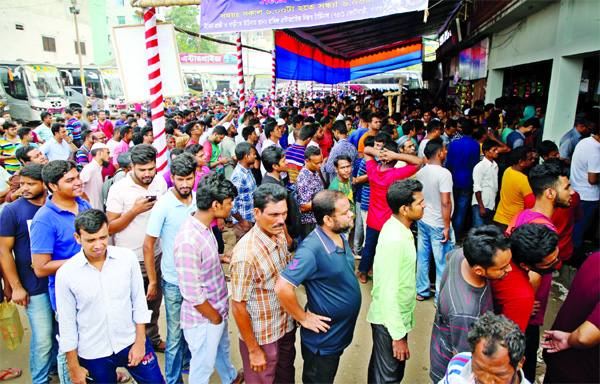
[
  {"x1": 79, "y1": 336, "x2": 165, "y2": 384},
  {"x1": 239, "y1": 329, "x2": 296, "y2": 384},
  {"x1": 452, "y1": 186, "x2": 472, "y2": 240},
  {"x1": 212, "y1": 225, "x2": 225, "y2": 254},
  {"x1": 523, "y1": 324, "x2": 539, "y2": 382},
  {"x1": 368, "y1": 324, "x2": 406, "y2": 384},
  {"x1": 299, "y1": 223, "x2": 316, "y2": 242},
  {"x1": 493, "y1": 220, "x2": 509, "y2": 234},
  {"x1": 358, "y1": 226, "x2": 381, "y2": 274},
  {"x1": 301, "y1": 343, "x2": 341, "y2": 384}
]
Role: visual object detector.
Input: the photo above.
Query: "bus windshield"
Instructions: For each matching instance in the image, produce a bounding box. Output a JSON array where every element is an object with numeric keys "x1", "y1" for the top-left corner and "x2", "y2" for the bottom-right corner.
[
  {"x1": 24, "y1": 65, "x2": 66, "y2": 99},
  {"x1": 100, "y1": 69, "x2": 124, "y2": 99}
]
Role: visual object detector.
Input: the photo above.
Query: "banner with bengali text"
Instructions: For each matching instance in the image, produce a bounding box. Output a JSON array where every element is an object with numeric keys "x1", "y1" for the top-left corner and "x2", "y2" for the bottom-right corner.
[{"x1": 199, "y1": 0, "x2": 428, "y2": 33}]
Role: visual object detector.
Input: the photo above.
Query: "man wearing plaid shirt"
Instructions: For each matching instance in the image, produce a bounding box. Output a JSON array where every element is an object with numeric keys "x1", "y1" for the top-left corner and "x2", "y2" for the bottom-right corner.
[
  {"x1": 231, "y1": 184, "x2": 296, "y2": 384},
  {"x1": 173, "y1": 173, "x2": 243, "y2": 384},
  {"x1": 230, "y1": 142, "x2": 258, "y2": 242}
]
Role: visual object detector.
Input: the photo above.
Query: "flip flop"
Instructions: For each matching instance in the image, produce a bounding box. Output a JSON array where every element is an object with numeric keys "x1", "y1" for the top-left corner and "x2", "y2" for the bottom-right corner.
[
  {"x1": 117, "y1": 371, "x2": 131, "y2": 383},
  {"x1": 0, "y1": 369, "x2": 21, "y2": 381}
]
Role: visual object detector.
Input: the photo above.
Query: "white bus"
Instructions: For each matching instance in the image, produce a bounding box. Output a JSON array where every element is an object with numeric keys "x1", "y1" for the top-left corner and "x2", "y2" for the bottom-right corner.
[
  {"x1": 0, "y1": 61, "x2": 68, "y2": 122},
  {"x1": 58, "y1": 65, "x2": 126, "y2": 115},
  {"x1": 0, "y1": 76, "x2": 8, "y2": 116},
  {"x1": 183, "y1": 71, "x2": 216, "y2": 95}
]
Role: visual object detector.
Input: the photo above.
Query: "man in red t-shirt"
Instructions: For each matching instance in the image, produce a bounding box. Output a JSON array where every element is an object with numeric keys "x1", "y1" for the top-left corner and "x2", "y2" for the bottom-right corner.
[
  {"x1": 492, "y1": 161, "x2": 573, "y2": 381},
  {"x1": 356, "y1": 142, "x2": 422, "y2": 283}
]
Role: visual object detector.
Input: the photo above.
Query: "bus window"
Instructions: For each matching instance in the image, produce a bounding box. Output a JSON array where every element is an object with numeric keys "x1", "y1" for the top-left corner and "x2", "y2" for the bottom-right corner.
[{"x1": 0, "y1": 67, "x2": 27, "y2": 100}]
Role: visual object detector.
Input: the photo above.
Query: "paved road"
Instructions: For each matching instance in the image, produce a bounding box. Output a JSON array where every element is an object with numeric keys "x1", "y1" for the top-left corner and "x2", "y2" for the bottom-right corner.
[{"x1": 1, "y1": 227, "x2": 566, "y2": 383}]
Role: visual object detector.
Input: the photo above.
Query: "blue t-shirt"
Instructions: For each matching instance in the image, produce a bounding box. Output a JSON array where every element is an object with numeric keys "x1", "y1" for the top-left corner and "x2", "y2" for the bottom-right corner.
[
  {"x1": 146, "y1": 189, "x2": 197, "y2": 285},
  {"x1": 280, "y1": 226, "x2": 361, "y2": 355},
  {"x1": 0, "y1": 198, "x2": 48, "y2": 296},
  {"x1": 30, "y1": 196, "x2": 92, "y2": 310},
  {"x1": 349, "y1": 127, "x2": 368, "y2": 149}
]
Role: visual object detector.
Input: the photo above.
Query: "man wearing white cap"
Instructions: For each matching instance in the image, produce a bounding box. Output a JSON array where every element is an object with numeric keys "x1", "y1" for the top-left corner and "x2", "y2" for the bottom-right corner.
[{"x1": 80, "y1": 142, "x2": 111, "y2": 210}]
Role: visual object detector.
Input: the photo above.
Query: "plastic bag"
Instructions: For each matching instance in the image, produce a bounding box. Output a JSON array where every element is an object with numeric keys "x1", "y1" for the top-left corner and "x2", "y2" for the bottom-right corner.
[{"x1": 0, "y1": 300, "x2": 24, "y2": 350}]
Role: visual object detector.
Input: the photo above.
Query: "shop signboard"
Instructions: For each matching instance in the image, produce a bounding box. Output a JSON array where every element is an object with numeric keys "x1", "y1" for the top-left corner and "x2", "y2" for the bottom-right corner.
[
  {"x1": 199, "y1": 0, "x2": 429, "y2": 33},
  {"x1": 458, "y1": 38, "x2": 489, "y2": 81},
  {"x1": 179, "y1": 53, "x2": 237, "y2": 65}
]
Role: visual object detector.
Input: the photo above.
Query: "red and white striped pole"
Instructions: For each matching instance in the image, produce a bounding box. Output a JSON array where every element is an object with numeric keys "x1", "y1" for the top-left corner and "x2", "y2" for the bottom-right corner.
[
  {"x1": 143, "y1": 7, "x2": 168, "y2": 173},
  {"x1": 294, "y1": 80, "x2": 298, "y2": 107},
  {"x1": 270, "y1": 48, "x2": 276, "y2": 105},
  {"x1": 236, "y1": 32, "x2": 245, "y2": 111},
  {"x1": 310, "y1": 81, "x2": 313, "y2": 99}
]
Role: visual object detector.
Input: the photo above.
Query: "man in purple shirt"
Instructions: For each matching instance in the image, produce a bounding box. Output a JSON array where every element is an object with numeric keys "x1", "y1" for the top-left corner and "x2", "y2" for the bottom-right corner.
[{"x1": 173, "y1": 172, "x2": 243, "y2": 384}]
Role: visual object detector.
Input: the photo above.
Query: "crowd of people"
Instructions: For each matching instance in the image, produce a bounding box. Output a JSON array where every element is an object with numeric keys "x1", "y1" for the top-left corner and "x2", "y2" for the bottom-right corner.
[{"x1": 0, "y1": 89, "x2": 598, "y2": 384}]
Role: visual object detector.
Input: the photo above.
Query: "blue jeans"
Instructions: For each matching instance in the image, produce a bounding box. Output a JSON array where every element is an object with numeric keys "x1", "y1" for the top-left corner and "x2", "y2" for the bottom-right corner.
[
  {"x1": 56, "y1": 313, "x2": 73, "y2": 384},
  {"x1": 358, "y1": 226, "x2": 381, "y2": 274},
  {"x1": 472, "y1": 205, "x2": 494, "y2": 228},
  {"x1": 183, "y1": 320, "x2": 237, "y2": 384},
  {"x1": 416, "y1": 221, "x2": 455, "y2": 301},
  {"x1": 452, "y1": 187, "x2": 472, "y2": 239},
  {"x1": 572, "y1": 200, "x2": 599, "y2": 248},
  {"x1": 354, "y1": 208, "x2": 365, "y2": 254},
  {"x1": 25, "y1": 293, "x2": 58, "y2": 384},
  {"x1": 79, "y1": 336, "x2": 165, "y2": 384},
  {"x1": 163, "y1": 279, "x2": 191, "y2": 384}
]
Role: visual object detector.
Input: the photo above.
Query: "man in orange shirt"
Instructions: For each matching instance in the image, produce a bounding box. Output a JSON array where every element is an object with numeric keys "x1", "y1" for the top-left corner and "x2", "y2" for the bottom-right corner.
[
  {"x1": 357, "y1": 113, "x2": 382, "y2": 157},
  {"x1": 493, "y1": 146, "x2": 536, "y2": 232}
]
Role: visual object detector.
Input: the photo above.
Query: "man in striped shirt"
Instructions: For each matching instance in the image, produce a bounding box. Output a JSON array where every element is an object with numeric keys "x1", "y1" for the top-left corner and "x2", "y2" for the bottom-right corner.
[
  {"x1": 173, "y1": 173, "x2": 243, "y2": 384},
  {"x1": 429, "y1": 225, "x2": 513, "y2": 382},
  {"x1": 439, "y1": 313, "x2": 529, "y2": 384},
  {"x1": 0, "y1": 121, "x2": 21, "y2": 174},
  {"x1": 286, "y1": 124, "x2": 317, "y2": 185}
]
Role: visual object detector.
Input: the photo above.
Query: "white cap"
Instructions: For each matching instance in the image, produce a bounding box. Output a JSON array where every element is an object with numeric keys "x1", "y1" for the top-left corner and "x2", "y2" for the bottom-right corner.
[
  {"x1": 276, "y1": 118, "x2": 286, "y2": 126},
  {"x1": 91, "y1": 142, "x2": 109, "y2": 151}
]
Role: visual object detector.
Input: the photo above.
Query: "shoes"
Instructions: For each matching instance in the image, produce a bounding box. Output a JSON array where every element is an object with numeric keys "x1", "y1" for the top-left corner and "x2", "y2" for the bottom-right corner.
[
  {"x1": 416, "y1": 294, "x2": 430, "y2": 301},
  {"x1": 232, "y1": 370, "x2": 244, "y2": 384}
]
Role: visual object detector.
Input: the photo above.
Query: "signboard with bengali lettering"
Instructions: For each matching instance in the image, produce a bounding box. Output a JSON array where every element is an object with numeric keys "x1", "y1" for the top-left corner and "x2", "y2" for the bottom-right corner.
[
  {"x1": 179, "y1": 53, "x2": 237, "y2": 65},
  {"x1": 199, "y1": 0, "x2": 429, "y2": 33}
]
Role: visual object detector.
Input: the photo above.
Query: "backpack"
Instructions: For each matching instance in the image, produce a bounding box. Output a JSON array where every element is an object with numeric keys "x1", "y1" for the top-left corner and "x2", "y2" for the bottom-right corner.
[
  {"x1": 101, "y1": 169, "x2": 125, "y2": 211},
  {"x1": 505, "y1": 210, "x2": 557, "y2": 235}
]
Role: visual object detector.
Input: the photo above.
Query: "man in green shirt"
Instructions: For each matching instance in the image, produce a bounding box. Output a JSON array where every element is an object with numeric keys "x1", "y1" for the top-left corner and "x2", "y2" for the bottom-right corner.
[
  {"x1": 366, "y1": 178, "x2": 425, "y2": 383},
  {"x1": 328, "y1": 154, "x2": 355, "y2": 215}
]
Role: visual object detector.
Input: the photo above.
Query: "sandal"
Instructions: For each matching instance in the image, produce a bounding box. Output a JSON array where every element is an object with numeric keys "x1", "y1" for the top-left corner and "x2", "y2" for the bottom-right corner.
[
  {"x1": 117, "y1": 371, "x2": 131, "y2": 383},
  {"x1": 0, "y1": 369, "x2": 21, "y2": 381},
  {"x1": 356, "y1": 271, "x2": 368, "y2": 284}
]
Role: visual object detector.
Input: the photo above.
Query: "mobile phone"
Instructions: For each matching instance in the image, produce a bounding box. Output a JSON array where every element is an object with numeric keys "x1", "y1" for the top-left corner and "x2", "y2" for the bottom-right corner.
[{"x1": 146, "y1": 195, "x2": 157, "y2": 202}]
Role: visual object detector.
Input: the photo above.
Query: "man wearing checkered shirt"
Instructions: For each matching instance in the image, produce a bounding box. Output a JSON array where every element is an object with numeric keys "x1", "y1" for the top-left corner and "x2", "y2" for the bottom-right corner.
[
  {"x1": 173, "y1": 173, "x2": 243, "y2": 384},
  {"x1": 230, "y1": 184, "x2": 296, "y2": 384},
  {"x1": 230, "y1": 142, "x2": 258, "y2": 242}
]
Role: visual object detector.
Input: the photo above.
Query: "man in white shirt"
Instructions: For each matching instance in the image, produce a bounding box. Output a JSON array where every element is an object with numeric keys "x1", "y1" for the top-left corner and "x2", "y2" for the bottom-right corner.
[
  {"x1": 417, "y1": 121, "x2": 442, "y2": 158},
  {"x1": 106, "y1": 128, "x2": 121, "y2": 158},
  {"x1": 472, "y1": 139, "x2": 499, "y2": 227},
  {"x1": 106, "y1": 144, "x2": 168, "y2": 353},
  {"x1": 570, "y1": 132, "x2": 600, "y2": 256},
  {"x1": 56, "y1": 209, "x2": 164, "y2": 384},
  {"x1": 415, "y1": 138, "x2": 455, "y2": 302},
  {"x1": 80, "y1": 143, "x2": 110, "y2": 210}
]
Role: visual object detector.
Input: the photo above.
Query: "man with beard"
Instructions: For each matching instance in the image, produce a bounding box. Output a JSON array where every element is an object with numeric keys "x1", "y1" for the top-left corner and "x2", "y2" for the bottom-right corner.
[
  {"x1": 106, "y1": 145, "x2": 168, "y2": 358},
  {"x1": 5, "y1": 145, "x2": 48, "y2": 203},
  {"x1": 492, "y1": 162, "x2": 572, "y2": 381},
  {"x1": 276, "y1": 190, "x2": 361, "y2": 384},
  {"x1": 144, "y1": 153, "x2": 198, "y2": 384},
  {"x1": 0, "y1": 163, "x2": 57, "y2": 384},
  {"x1": 80, "y1": 143, "x2": 111, "y2": 210},
  {"x1": 429, "y1": 225, "x2": 513, "y2": 382},
  {"x1": 219, "y1": 122, "x2": 237, "y2": 179}
]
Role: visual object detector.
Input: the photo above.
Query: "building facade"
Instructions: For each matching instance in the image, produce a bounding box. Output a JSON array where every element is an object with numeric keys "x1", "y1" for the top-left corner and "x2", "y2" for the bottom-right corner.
[{"x1": 0, "y1": 0, "x2": 94, "y2": 65}]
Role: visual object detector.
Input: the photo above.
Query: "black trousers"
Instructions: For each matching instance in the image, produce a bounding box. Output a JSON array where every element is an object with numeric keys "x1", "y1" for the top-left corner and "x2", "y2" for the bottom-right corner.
[
  {"x1": 212, "y1": 225, "x2": 225, "y2": 254},
  {"x1": 368, "y1": 323, "x2": 406, "y2": 384},
  {"x1": 523, "y1": 324, "x2": 539, "y2": 382},
  {"x1": 301, "y1": 343, "x2": 341, "y2": 384},
  {"x1": 300, "y1": 223, "x2": 316, "y2": 242}
]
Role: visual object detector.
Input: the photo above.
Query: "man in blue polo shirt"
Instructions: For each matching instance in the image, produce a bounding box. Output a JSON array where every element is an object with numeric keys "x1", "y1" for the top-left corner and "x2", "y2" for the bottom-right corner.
[
  {"x1": 30, "y1": 160, "x2": 92, "y2": 384},
  {"x1": 275, "y1": 189, "x2": 361, "y2": 384}
]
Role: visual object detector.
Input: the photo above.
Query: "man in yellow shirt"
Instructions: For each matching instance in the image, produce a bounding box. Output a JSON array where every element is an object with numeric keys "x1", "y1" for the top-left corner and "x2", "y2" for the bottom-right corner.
[{"x1": 493, "y1": 146, "x2": 536, "y2": 232}]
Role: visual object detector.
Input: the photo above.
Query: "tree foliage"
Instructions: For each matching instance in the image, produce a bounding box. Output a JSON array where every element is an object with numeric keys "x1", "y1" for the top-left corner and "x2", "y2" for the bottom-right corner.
[{"x1": 164, "y1": 6, "x2": 218, "y2": 54}]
